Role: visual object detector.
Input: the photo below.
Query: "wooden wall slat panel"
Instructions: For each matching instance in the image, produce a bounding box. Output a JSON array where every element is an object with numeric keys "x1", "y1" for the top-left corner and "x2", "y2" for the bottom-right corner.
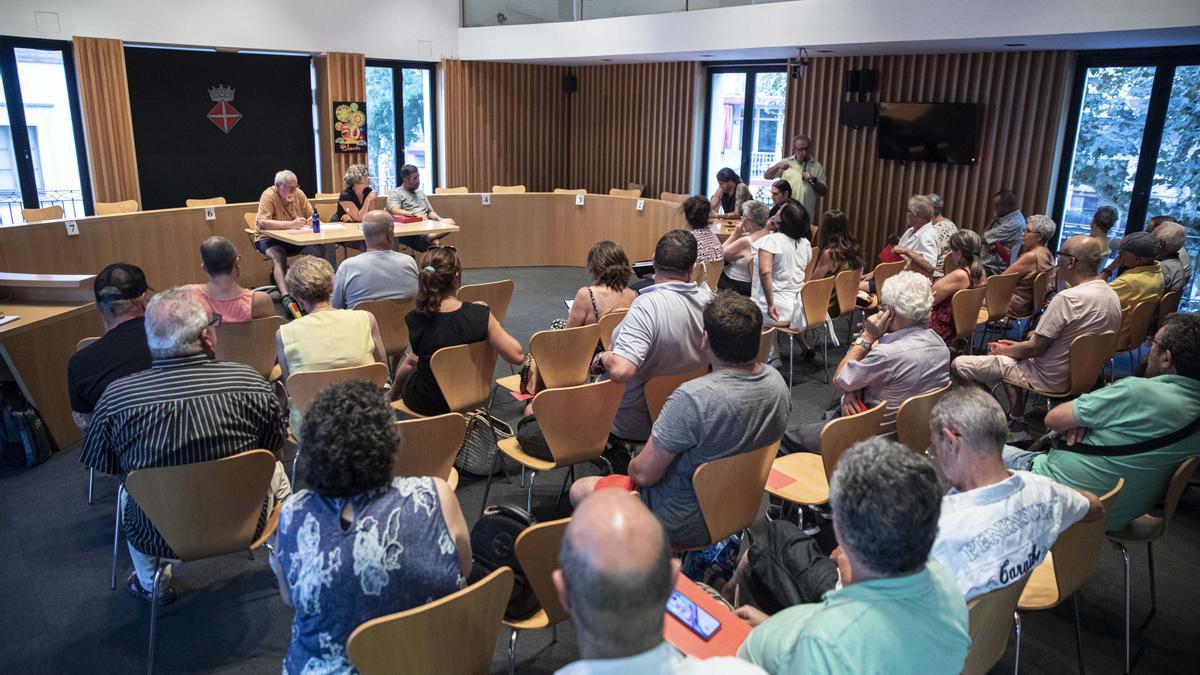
[
  {"x1": 72, "y1": 37, "x2": 140, "y2": 205},
  {"x1": 315, "y1": 52, "x2": 366, "y2": 192},
  {"x1": 784, "y1": 51, "x2": 1074, "y2": 261}
]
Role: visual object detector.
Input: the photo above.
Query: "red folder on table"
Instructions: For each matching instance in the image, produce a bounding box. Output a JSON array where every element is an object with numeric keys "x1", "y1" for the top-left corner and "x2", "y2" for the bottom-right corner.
[
  {"x1": 664, "y1": 574, "x2": 752, "y2": 658},
  {"x1": 393, "y1": 215, "x2": 423, "y2": 224}
]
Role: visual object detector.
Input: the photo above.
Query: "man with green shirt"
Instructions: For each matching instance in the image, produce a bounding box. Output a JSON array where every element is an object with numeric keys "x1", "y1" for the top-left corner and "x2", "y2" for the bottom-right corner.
[
  {"x1": 1005, "y1": 312, "x2": 1200, "y2": 531},
  {"x1": 764, "y1": 134, "x2": 827, "y2": 220},
  {"x1": 736, "y1": 438, "x2": 969, "y2": 674}
]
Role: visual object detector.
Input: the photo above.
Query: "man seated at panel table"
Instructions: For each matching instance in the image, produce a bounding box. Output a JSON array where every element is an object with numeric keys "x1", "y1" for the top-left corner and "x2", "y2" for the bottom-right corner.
[
  {"x1": 591, "y1": 230, "x2": 713, "y2": 444},
  {"x1": 782, "y1": 271, "x2": 950, "y2": 453},
  {"x1": 186, "y1": 236, "x2": 275, "y2": 323},
  {"x1": 67, "y1": 263, "x2": 153, "y2": 432},
  {"x1": 554, "y1": 489, "x2": 766, "y2": 675},
  {"x1": 255, "y1": 169, "x2": 328, "y2": 298},
  {"x1": 569, "y1": 292, "x2": 790, "y2": 550},
  {"x1": 1005, "y1": 312, "x2": 1200, "y2": 532},
  {"x1": 1108, "y1": 231, "x2": 1164, "y2": 310},
  {"x1": 386, "y1": 163, "x2": 454, "y2": 252},
  {"x1": 331, "y1": 210, "x2": 419, "y2": 309},
  {"x1": 80, "y1": 288, "x2": 291, "y2": 604},
  {"x1": 735, "y1": 439, "x2": 970, "y2": 675}
]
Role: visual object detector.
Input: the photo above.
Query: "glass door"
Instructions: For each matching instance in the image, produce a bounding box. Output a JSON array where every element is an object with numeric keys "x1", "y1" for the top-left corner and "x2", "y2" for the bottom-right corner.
[
  {"x1": 1149, "y1": 64, "x2": 1200, "y2": 309},
  {"x1": 703, "y1": 65, "x2": 787, "y2": 203},
  {"x1": 365, "y1": 60, "x2": 437, "y2": 196}
]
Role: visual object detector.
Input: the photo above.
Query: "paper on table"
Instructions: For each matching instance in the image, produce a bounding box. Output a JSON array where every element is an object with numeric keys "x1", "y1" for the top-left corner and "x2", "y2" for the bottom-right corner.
[
  {"x1": 0, "y1": 315, "x2": 20, "y2": 326},
  {"x1": 564, "y1": 299, "x2": 573, "y2": 310},
  {"x1": 318, "y1": 223, "x2": 347, "y2": 230}
]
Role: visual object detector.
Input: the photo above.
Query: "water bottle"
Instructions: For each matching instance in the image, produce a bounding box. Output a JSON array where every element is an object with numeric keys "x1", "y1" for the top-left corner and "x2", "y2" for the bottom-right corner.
[{"x1": 311, "y1": 208, "x2": 320, "y2": 233}]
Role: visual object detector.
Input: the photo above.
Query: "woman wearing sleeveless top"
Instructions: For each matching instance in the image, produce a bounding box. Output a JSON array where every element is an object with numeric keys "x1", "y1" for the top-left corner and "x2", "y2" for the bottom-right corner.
[
  {"x1": 753, "y1": 202, "x2": 813, "y2": 328},
  {"x1": 275, "y1": 256, "x2": 387, "y2": 435},
  {"x1": 272, "y1": 379, "x2": 470, "y2": 675},
  {"x1": 1002, "y1": 214, "x2": 1057, "y2": 318},
  {"x1": 332, "y1": 163, "x2": 374, "y2": 223},
  {"x1": 566, "y1": 241, "x2": 636, "y2": 327},
  {"x1": 187, "y1": 235, "x2": 275, "y2": 323},
  {"x1": 683, "y1": 195, "x2": 725, "y2": 265},
  {"x1": 805, "y1": 210, "x2": 864, "y2": 314},
  {"x1": 929, "y1": 229, "x2": 988, "y2": 342},
  {"x1": 709, "y1": 166, "x2": 753, "y2": 217},
  {"x1": 391, "y1": 247, "x2": 525, "y2": 415},
  {"x1": 719, "y1": 200, "x2": 772, "y2": 296}
]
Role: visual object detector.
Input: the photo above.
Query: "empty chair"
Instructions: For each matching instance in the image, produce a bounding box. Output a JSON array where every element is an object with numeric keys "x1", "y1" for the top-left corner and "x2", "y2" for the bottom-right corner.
[
  {"x1": 186, "y1": 196, "x2": 227, "y2": 208},
  {"x1": 314, "y1": 201, "x2": 337, "y2": 223},
  {"x1": 553, "y1": 187, "x2": 586, "y2": 195},
  {"x1": 497, "y1": 324, "x2": 600, "y2": 394},
  {"x1": 608, "y1": 188, "x2": 641, "y2": 198},
  {"x1": 598, "y1": 308, "x2": 628, "y2": 350},
  {"x1": 458, "y1": 279, "x2": 515, "y2": 324},
  {"x1": 313, "y1": 192, "x2": 340, "y2": 200},
  {"x1": 22, "y1": 205, "x2": 63, "y2": 222},
  {"x1": 895, "y1": 383, "x2": 952, "y2": 452},
  {"x1": 393, "y1": 413, "x2": 469, "y2": 490},
  {"x1": 491, "y1": 184, "x2": 526, "y2": 194},
  {"x1": 434, "y1": 186, "x2": 469, "y2": 194},
  {"x1": 765, "y1": 401, "x2": 886, "y2": 508},
  {"x1": 658, "y1": 191, "x2": 689, "y2": 204},
  {"x1": 93, "y1": 200, "x2": 139, "y2": 215},
  {"x1": 962, "y1": 575, "x2": 1032, "y2": 675},
  {"x1": 644, "y1": 365, "x2": 709, "y2": 424},
  {"x1": 506, "y1": 519, "x2": 571, "y2": 674},
  {"x1": 691, "y1": 441, "x2": 780, "y2": 547}
]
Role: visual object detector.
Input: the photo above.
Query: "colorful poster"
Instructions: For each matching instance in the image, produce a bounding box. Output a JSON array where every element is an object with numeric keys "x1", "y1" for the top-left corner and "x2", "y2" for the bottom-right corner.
[{"x1": 333, "y1": 101, "x2": 367, "y2": 153}]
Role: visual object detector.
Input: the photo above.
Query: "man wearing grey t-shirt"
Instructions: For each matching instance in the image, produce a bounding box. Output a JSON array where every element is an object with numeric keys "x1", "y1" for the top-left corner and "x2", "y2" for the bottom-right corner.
[
  {"x1": 386, "y1": 164, "x2": 454, "y2": 252},
  {"x1": 332, "y1": 210, "x2": 419, "y2": 309}
]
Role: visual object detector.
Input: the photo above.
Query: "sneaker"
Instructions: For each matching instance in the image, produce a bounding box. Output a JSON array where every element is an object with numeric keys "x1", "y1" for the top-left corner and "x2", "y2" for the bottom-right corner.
[
  {"x1": 799, "y1": 506, "x2": 822, "y2": 536},
  {"x1": 125, "y1": 571, "x2": 176, "y2": 606},
  {"x1": 282, "y1": 295, "x2": 303, "y2": 320}
]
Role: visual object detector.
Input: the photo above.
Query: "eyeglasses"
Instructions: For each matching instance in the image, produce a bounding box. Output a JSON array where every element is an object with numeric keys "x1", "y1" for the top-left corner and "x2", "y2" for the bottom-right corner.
[{"x1": 207, "y1": 313, "x2": 223, "y2": 329}]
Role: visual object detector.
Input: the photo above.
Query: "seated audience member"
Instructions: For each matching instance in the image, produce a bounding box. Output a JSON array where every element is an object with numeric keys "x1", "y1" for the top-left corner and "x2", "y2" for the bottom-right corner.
[
  {"x1": 929, "y1": 229, "x2": 986, "y2": 342},
  {"x1": 683, "y1": 195, "x2": 725, "y2": 265},
  {"x1": 593, "y1": 230, "x2": 713, "y2": 442},
  {"x1": 1089, "y1": 205, "x2": 1119, "y2": 260},
  {"x1": 81, "y1": 288, "x2": 290, "y2": 603},
  {"x1": 570, "y1": 293, "x2": 790, "y2": 549},
  {"x1": 385, "y1": 163, "x2": 454, "y2": 252},
  {"x1": 331, "y1": 163, "x2": 374, "y2": 223},
  {"x1": 565, "y1": 240, "x2": 636, "y2": 327},
  {"x1": 67, "y1": 263, "x2": 152, "y2": 432},
  {"x1": 1153, "y1": 220, "x2": 1190, "y2": 294},
  {"x1": 877, "y1": 233, "x2": 903, "y2": 264},
  {"x1": 331, "y1": 210, "x2": 419, "y2": 309},
  {"x1": 1001, "y1": 214, "x2": 1056, "y2": 318},
  {"x1": 806, "y1": 209, "x2": 864, "y2": 315},
  {"x1": 766, "y1": 179, "x2": 801, "y2": 227},
  {"x1": 892, "y1": 194, "x2": 939, "y2": 276},
  {"x1": 981, "y1": 189, "x2": 1026, "y2": 275},
  {"x1": 276, "y1": 256, "x2": 387, "y2": 434},
  {"x1": 953, "y1": 236, "x2": 1121, "y2": 438},
  {"x1": 753, "y1": 202, "x2": 812, "y2": 329},
  {"x1": 1008, "y1": 312, "x2": 1200, "y2": 531},
  {"x1": 272, "y1": 379, "x2": 469, "y2": 675},
  {"x1": 187, "y1": 236, "x2": 275, "y2": 323},
  {"x1": 255, "y1": 169, "x2": 328, "y2": 298},
  {"x1": 554, "y1": 490, "x2": 764, "y2": 675},
  {"x1": 1109, "y1": 231, "x2": 1165, "y2": 309},
  {"x1": 719, "y1": 200, "x2": 772, "y2": 297},
  {"x1": 783, "y1": 271, "x2": 949, "y2": 452},
  {"x1": 736, "y1": 438, "x2": 969, "y2": 674},
  {"x1": 392, "y1": 247, "x2": 524, "y2": 415},
  {"x1": 927, "y1": 193, "x2": 958, "y2": 278},
  {"x1": 709, "y1": 167, "x2": 754, "y2": 218}
]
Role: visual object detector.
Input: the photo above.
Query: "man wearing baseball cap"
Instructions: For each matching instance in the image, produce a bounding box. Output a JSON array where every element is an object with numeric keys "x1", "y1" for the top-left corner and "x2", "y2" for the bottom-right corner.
[
  {"x1": 66, "y1": 263, "x2": 153, "y2": 432},
  {"x1": 1109, "y1": 231, "x2": 1164, "y2": 310}
]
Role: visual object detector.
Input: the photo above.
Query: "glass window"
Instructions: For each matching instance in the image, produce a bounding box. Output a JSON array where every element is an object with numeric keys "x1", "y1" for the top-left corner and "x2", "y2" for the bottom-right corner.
[
  {"x1": 0, "y1": 123, "x2": 24, "y2": 225},
  {"x1": 750, "y1": 72, "x2": 786, "y2": 201},
  {"x1": 364, "y1": 61, "x2": 437, "y2": 194},
  {"x1": 366, "y1": 65, "x2": 396, "y2": 192},
  {"x1": 704, "y1": 69, "x2": 786, "y2": 202},
  {"x1": 400, "y1": 68, "x2": 433, "y2": 188},
  {"x1": 706, "y1": 72, "x2": 746, "y2": 199},
  {"x1": 463, "y1": 0, "x2": 573, "y2": 26},
  {"x1": 1151, "y1": 64, "x2": 1200, "y2": 310},
  {"x1": 580, "y1": 0, "x2": 684, "y2": 20},
  {"x1": 14, "y1": 47, "x2": 85, "y2": 219}
]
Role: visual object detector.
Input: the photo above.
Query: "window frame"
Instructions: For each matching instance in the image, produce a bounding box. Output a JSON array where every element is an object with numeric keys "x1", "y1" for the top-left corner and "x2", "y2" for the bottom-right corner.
[
  {"x1": 701, "y1": 61, "x2": 789, "y2": 198},
  {"x1": 364, "y1": 58, "x2": 439, "y2": 193}
]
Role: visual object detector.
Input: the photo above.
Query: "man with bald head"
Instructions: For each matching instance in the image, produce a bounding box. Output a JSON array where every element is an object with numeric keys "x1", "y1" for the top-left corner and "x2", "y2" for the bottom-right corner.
[
  {"x1": 953, "y1": 235, "x2": 1121, "y2": 438},
  {"x1": 331, "y1": 209, "x2": 419, "y2": 309},
  {"x1": 554, "y1": 490, "x2": 765, "y2": 674}
]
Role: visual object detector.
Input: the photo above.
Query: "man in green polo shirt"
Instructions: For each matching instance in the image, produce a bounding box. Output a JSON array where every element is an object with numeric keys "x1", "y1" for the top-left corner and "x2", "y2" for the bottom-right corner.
[
  {"x1": 1007, "y1": 312, "x2": 1200, "y2": 530},
  {"x1": 737, "y1": 438, "x2": 969, "y2": 674},
  {"x1": 764, "y1": 134, "x2": 827, "y2": 220}
]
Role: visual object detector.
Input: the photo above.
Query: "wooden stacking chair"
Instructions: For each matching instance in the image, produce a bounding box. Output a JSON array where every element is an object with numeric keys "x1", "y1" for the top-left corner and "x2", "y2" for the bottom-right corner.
[
  {"x1": 975, "y1": 272, "x2": 1021, "y2": 350},
  {"x1": 393, "y1": 413, "x2": 469, "y2": 490},
  {"x1": 313, "y1": 192, "x2": 340, "y2": 200},
  {"x1": 608, "y1": 188, "x2": 641, "y2": 198},
  {"x1": 392, "y1": 340, "x2": 497, "y2": 418},
  {"x1": 506, "y1": 518, "x2": 571, "y2": 675},
  {"x1": 757, "y1": 327, "x2": 777, "y2": 364},
  {"x1": 895, "y1": 383, "x2": 952, "y2": 452},
  {"x1": 1109, "y1": 300, "x2": 1157, "y2": 380},
  {"x1": 491, "y1": 185, "x2": 526, "y2": 194},
  {"x1": 214, "y1": 316, "x2": 285, "y2": 379},
  {"x1": 553, "y1": 187, "x2": 586, "y2": 195},
  {"x1": 458, "y1": 279, "x2": 515, "y2": 324},
  {"x1": 962, "y1": 575, "x2": 1032, "y2": 675},
  {"x1": 644, "y1": 365, "x2": 709, "y2": 424},
  {"x1": 775, "y1": 275, "x2": 837, "y2": 386},
  {"x1": 185, "y1": 196, "x2": 226, "y2": 207},
  {"x1": 598, "y1": 309, "x2": 628, "y2": 350},
  {"x1": 702, "y1": 260, "x2": 724, "y2": 291},
  {"x1": 287, "y1": 362, "x2": 390, "y2": 480},
  {"x1": 1007, "y1": 270, "x2": 1051, "y2": 338},
  {"x1": 93, "y1": 199, "x2": 139, "y2": 216},
  {"x1": 765, "y1": 401, "x2": 886, "y2": 508},
  {"x1": 832, "y1": 267, "x2": 863, "y2": 343},
  {"x1": 871, "y1": 260, "x2": 905, "y2": 296},
  {"x1": 496, "y1": 324, "x2": 599, "y2": 395},
  {"x1": 353, "y1": 298, "x2": 416, "y2": 375},
  {"x1": 22, "y1": 205, "x2": 63, "y2": 222},
  {"x1": 434, "y1": 186, "x2": 469, "y2": 194},
  {"x1": 347, "y1": 567, "x2": 513, "y2": 675},
  {"x1": 1157, "y1": 290, "x2": 1181, "y2": 327},
  {"x1": 1007, "y1": 332, "x2": 1116, "y2": 412},
  {"x1": 690, "y1": 441, "x2": 781, "y2": 548},
  {"x1": 948, "y1": 286, "x2": 987, "y2": 356},
  {"x1": 76, "y1": 337, "x2": 102, "y2": 504},
  {"x1": 658, "y1": 191, "x2": 689, "y2": 204}
]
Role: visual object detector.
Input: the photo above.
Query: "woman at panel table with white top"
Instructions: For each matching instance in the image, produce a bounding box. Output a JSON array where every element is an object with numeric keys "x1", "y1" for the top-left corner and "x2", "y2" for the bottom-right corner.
[
  {"x1": 718, "y1": 199, "x2": 772, "y2": 297},
  {"x1": 753, "y1": 202, "x2": 813, "y2": 357}
]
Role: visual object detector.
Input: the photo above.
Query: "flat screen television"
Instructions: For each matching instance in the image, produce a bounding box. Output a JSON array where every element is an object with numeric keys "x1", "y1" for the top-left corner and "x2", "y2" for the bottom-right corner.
[{"x1": 877, "y1": 102, "x2": 979, "y2": 165}]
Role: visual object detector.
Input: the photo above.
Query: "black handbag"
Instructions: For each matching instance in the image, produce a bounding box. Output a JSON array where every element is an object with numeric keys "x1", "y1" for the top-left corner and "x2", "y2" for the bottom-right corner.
[{"x1": 468, "y1": 504, "x2": 541, "y2": 620}]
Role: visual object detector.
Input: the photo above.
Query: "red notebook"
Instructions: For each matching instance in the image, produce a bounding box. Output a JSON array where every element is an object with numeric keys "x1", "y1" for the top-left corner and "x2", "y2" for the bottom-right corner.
[
  {"x1": 664, "y1": 575, "x2": 752, "y2": 658},
  {"x1": 393, "y1": 215, "x2": 423, "y2": 224}
]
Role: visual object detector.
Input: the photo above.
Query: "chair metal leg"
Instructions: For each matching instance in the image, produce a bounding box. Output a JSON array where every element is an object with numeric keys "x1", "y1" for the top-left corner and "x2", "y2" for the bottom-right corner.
[
  {"x1": 1072, "y1": 593, "x2": 1086, "y2": 675},
  {"x1": 526, "y1": 471, "x2": 538, "y2": 513},
  {"x1": 148, "y1": 559, "x2": 163, "y2": 674},
  {"x1": 821, "y1": 327, "x2": 829, "y2": 384},
  {"x1": 111, "y1": 492, "x2": 123, "y2": 590},
  {"x1": 1146, "y1": 541, "x2": 1157, "y2": 619},
  {"x1": 480, "y1": 448, "x2": 502, "y2": 520},
  {"x1": 507, "y1": 628, "x2": 519, "y2": 675},
  {"x1": 1119, "y1": 542, "x2": 1130, "y2": 673},
  {"x1": 290, "y1": 450, "x2": 300, "y2": 487},
  {"x1": 787, "y1": 334, "x2": 794, "y2": 389},
  {"x1": 88, "y1": 467, "x2": 95, "y2": 505},
  {"x1": 1013, "y1": 611, "x2": 1022, "y2": 675},
  {"x1": 554, "y1": 466, "x2": 573, "y2": 511},
  {"x1": 551, "y1": 623, "x2": 558, "y2": 645}
]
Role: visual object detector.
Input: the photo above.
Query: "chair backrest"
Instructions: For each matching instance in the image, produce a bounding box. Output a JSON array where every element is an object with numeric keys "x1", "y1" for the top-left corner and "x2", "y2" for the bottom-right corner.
[
  {"x1": 514, "y1": 518, "x2": 571, "y2": 625},
  {"x1": 983, "y1": 272, "x2": 1021, "y2": 320},
  {"x1": 1048, "y1": 479, "x2": 1124, "y2": 600},
  {"x1": 1022, "y1": 270, "x2": 1052, "y2": 318},
  {"x1": 609, "y1": 188, "x2": 641, "y2": 198},
  {"x1": 531, "y1": 379, "x2": 624, "y2": 466},
  {"x1": 644, "y1": 365, "x2": 709, "y2": 423},
  {"x1": 1158, "y1": 290, "x2": 1182, "y2": 327},
  {"x1": 76, "y1": 336, "x2": 101, "y2": 352},
  {"x1": 353, "y1": 298, "x2": 416, "y2": 357},
  {"x1": 1066, "y1": 332, "x2": 1116, "y2": 397},
  {"x1": 833, "y1": 267, "x2": 863, "y2": 317},
  {"x1": 93, "y1": 199, "x2": 138, "y2": 216},
  {"x1": 598, "y1": 308, "x2": 628, "y2": 350},
  {"x1": 693, "y1": 441, "x2": 781, "y2": 544},
  {"x1": 951, "y1": 286, "x2": 988, "y2": 341},
  {"x1": 243, "y1": 212, "x2": 257, "y2": 229},
  {"x1": 315, "y1": 201, "x2": 337, "y2": 223},
  {"x1": 124, "y1": 449, "x2": 278, "y2": 562},
  {"x1": 491, "y1": 184, "x2": 526, "y2": 194},
  {"x1": 347, "y1": 566, "x2": 514, "y2": 675},
  {"x1": 553, "y1": 188, "x2": 586, "y2": 195},
  {"x1": 1158, "y1": 456, "x2": 1200, "y2": 532},
  {"x1": 530, "y1": 324, "x2": 601, "y2": 389},
  {"x1": 215, "y1": 315, "x2": 286, "y2": 379},
  {"x1": 22, "y1": 205, "x2": 63, "y2": 222},
  {"x1": 800, "y1": 276, "x2": 837, "y2": 328},
  {"x1": 186, "y1": 196, "x2": 227, "y2": 208},
  {"x1": 393, "y1": 413, "x2": 468, "y2": 482},
  {"x1": 313, "y1": 192, "x2": 340, "y2": 200},
  {"x1": 659, "y1": 191, "x2": 689, "y2": 204},
  {"x1": 458, "y1": 279, "x2": 514, "y2": 324},
  {"x1": 757, "y1": 328, "x2": 776, "y2": 364},
  {"x1": 430, "y1": 340, "x2": 498, "y2": 412},
  {"x1": 895, "y1": 383, "x2": 952, "y2": 453},
  {"x1": 872, "y1": 260, "x2": 906, "y2": 295},
  {"x1": 818, "y1": 400, "x2": 886, "y2": 481},
  {"x1": 286, "y1": 362, "x2": 390, "y2": 415},
  {"x1": 701, "y1": 260, "x2": 725, "y2": 291},
  {"x1": 963, "y1": 575, "x2": 1032, "y2": 675},
  {"x1": 1116, "y1": 299, "x2": 1157, "y2": 353},
  {"x1": 434, "y1": 186, "x2": 469, "y2": 194}
]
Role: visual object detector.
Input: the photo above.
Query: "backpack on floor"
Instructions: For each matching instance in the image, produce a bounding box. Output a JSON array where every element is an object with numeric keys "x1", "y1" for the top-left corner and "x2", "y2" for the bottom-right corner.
[
  {"x1": 468, "y1": 504, "x2": 540, "y2": 620},
  {"x1": 0, "y1": 382, "x2": 57, "y2": 467}
]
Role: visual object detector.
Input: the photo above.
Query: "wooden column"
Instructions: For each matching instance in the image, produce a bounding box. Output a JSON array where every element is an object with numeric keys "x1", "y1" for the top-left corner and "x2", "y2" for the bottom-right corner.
[
  {"x1": 72, "y1": 36, "x2": 141, "y2": 205},
  {"x1": 314, "y1": 52, "x2": 366, "y2": 193}
]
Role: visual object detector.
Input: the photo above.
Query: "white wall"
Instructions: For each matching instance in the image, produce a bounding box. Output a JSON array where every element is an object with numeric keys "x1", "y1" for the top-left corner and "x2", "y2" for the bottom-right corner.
[{"x1": 0, "y1": 0, "x2": 461, "y2": 61}]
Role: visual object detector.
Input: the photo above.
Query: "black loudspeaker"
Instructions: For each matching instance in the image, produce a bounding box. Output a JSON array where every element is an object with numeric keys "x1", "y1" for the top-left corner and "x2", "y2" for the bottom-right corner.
[
  {"x1": 563, "y1": 74, "x2": 577, "y2": 94},
  {"x1": 840, "y1": 101, "x2": 877, "y2": 128},
  {"x1": 844, "y1": 70, "x2": 860, "y2": 93},
  {"x1": 858, "y1": 69, "x2": 876, "y2": 92}
]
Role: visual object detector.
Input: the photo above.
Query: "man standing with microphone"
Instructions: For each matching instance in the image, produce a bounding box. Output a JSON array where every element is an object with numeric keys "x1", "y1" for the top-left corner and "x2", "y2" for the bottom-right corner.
[{"x1": 765, "y1": 134, "x2": 828, "y2": 220}]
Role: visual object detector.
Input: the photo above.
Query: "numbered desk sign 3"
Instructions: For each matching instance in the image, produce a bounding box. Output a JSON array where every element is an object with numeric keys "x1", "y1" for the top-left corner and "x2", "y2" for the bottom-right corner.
[{"x1": 482, "y1": 193, "x2": 492, "y2": 206}]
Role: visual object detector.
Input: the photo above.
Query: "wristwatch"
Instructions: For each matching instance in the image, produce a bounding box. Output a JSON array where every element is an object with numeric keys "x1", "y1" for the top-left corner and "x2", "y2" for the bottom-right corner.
[{"x1": 852, "y1": 336, "x2": 873, "y2": 351}]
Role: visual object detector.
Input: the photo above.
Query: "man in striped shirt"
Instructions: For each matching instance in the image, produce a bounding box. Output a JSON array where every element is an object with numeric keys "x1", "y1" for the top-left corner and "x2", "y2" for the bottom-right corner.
[{"x1": 81, "y1": 287, "x2": 291, "y2": 603}]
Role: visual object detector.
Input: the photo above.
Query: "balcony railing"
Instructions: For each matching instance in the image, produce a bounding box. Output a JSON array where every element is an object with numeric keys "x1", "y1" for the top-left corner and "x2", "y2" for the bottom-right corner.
[{"x1": 0, "y1": 189, "x2": 87, "y2": 225}]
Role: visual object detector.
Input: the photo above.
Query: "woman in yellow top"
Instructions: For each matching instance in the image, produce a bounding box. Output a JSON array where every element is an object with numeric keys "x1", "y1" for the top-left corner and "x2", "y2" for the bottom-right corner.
[{"x1": 275, "y1": 255, "x2": 387, "y2": 434}]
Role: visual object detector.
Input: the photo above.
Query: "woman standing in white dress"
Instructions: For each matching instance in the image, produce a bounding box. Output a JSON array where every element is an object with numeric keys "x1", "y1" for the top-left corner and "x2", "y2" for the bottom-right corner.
[{"x1": 753, "y1": 202, "x2": 812, "y2": 328}]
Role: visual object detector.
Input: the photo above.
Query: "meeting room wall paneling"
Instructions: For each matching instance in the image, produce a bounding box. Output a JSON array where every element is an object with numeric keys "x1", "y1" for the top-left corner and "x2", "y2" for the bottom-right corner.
[
  {"x1": 569, "y1": 62, "x2": 698, "y2": 198},
  {"x1": 72, "y1": 37, "x2": 141, "y2": 205},
  {"x1": 315, "y1": 52, "x2": 366, "y2": 193},
  {"x1": 123, "y1": 48, "x2": 317, "y2": 210},
  {"x1": 442, "y1": 59, "x2": 568, "y2": 192},
  {"x1": 784, "y1": 51, "x2": 1074, "y2": 262}
]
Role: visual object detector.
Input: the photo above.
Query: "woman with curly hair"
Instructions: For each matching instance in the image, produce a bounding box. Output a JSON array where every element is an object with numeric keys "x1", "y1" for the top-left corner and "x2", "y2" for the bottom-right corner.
[
  {"x1": 332, "y1": 163, "x2": 373, "y2": 223},
  {"x1": 683, "y1": 195, "x2": 726, "y2": 264},
  {"x1": 565, "y1": 240, "x2": 637, "y2": 327},
  {"x1": 272, "y1": 379, "x2": 470, "y2": 675}
]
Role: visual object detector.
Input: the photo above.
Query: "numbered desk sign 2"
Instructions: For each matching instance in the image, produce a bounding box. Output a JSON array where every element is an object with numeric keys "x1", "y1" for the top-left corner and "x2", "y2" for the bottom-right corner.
[
  {"x1": 636, "y1": 199, "x2": 645, "y2": 212},
  {"x1": 575, "y1": 193, "x2": 586, "y2": 206},
  {"x1": 482, "y1": 193, "x2": 492, "y2": 206}
]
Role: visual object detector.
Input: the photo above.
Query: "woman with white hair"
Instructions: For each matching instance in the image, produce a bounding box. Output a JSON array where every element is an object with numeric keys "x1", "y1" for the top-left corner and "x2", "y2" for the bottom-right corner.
[
  {"x1": 719, "y1": 200, "x2": 772, "y2": 296},
  {"x1": 927, "y1": 193, "x2": 958, "y2": 278},
  {"x1": 1001, "y1": 214, "x2": 1056, "y2": 317}
]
